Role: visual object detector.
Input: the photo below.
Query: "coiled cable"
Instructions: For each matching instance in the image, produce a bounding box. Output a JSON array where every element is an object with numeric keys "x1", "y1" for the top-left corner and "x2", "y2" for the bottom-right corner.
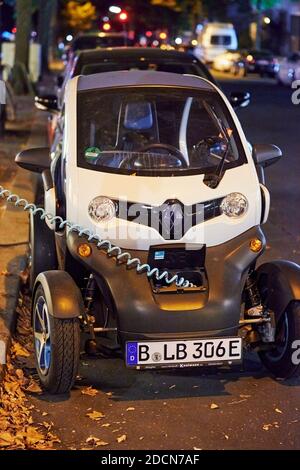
[{"x1": 0, "y1": 185, "x2": 191, "y2": 288}]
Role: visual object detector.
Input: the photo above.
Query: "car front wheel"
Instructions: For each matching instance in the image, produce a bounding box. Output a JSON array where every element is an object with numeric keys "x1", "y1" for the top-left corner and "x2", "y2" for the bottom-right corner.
[{"x1": 33, "y1": 285, "x2": 81, "y2": 394}]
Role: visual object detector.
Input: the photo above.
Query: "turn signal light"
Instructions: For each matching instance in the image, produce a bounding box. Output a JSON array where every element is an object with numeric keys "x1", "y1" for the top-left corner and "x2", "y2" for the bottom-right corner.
[
  {"x1": 78, "y1": 243, "x2": 92, "y2": 258},
  {"x1": 250, "y1": 238, "x2": 263, "y2": 253}
]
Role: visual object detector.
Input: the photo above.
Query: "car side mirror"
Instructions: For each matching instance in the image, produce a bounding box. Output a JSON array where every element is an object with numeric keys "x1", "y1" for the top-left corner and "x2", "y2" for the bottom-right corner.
[
  {"x1": 252, "y1": 144, "x2": 282, "y2": 167},
  {"x1": 15, "y1": 147, "x2": 51, "y2": 173},
  {"x1": 230, "y1": 91, "x2": 251, "y2": 108},
  {"x1": 35, "y1": 94, "x2": 58, "y2": 114}
]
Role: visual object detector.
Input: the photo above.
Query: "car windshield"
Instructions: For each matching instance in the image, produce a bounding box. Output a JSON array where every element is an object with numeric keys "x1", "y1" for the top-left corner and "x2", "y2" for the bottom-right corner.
[
  {"x1": 210, "y1": 35, "x2": 232, "y2": 46},
  {"x1": 77, "y1": 87, "x2": 246, "y2": 176}
]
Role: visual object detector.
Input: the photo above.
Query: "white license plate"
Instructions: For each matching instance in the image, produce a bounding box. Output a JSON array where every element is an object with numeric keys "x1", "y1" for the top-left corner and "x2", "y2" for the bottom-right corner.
[{"x1": 126, "y1": 337, "x2": 242, "y2": 368}]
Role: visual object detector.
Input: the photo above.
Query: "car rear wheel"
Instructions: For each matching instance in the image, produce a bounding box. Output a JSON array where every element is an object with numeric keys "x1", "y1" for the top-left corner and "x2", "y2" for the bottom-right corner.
[
  {"x1": 259, "y1": 301, "x2": 300, "y2": 379},
  {"x1": 33, "y1": 285, "x2": 81, "y2": 394}
]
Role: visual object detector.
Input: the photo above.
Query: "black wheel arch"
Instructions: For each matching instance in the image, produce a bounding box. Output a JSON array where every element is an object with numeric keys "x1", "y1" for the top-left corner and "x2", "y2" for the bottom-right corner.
[
  {"x1": 33, "y1": 270, "x2": 84, "y2": 320},
  {"x1": 257, "y1": 260, "x2": 300, "y2": 319}
]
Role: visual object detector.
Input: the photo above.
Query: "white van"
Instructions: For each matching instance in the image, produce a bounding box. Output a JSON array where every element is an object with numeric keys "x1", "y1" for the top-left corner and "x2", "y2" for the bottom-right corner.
[{"x1": 194, "y1": 23, "x2": 238, "y2": 63}]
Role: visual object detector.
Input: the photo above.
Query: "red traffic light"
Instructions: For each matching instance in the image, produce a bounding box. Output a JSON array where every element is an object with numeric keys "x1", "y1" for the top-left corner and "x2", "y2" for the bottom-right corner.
[{"x1": 119, "y1": 11, "x2": 128, "y2": 22}]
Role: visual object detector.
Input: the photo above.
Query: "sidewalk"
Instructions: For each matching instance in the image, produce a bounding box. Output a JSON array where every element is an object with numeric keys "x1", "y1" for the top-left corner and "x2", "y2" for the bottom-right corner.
[{"x1": 0, "y1": 96, "x2": 48, "y2": 378}]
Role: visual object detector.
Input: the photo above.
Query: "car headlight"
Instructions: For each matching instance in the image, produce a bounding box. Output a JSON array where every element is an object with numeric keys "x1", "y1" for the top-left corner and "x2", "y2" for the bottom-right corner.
[
  {"x1": 88, "y1": 196, "x2": 116, "y2": 223},
  {"x1": 220, "y1": 193, "x2": 248, "y2": 218}
]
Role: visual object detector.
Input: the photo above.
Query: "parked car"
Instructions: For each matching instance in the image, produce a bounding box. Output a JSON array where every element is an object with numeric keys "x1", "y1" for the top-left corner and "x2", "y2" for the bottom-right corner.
[
  {"x1": 244, "y1": 49, "x2": 278, "y2": 77},
  {"x1": 16, "y1": 70, "x2": 300, "y2": 394},
  {"x1": 35, "y1": 48, "x2": 250, "y2": 145},
  {"x1": 277, "y1": 52, "x2": 300, "y2": 85},
  {"x1": 194, "y1": 23, "x2": 238, "y2": 63},
  {"x1": 213, "y1": 49, "x2": 278, "y2": 78},
  {"x1": 212, "y1": 50, "x2": 246, "y2": 76},
  {"x1": 63, "y1": 31, "x2": 134, "y2": 63}
]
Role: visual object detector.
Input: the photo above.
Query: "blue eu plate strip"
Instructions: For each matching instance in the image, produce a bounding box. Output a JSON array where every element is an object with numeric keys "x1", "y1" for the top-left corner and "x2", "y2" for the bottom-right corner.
[{"x1": 126, "y1": 342, "x2": 138, "y2": 365}]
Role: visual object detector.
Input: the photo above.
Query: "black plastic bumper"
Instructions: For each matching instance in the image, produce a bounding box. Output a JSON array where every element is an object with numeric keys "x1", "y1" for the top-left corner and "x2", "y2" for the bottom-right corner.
[{"x1": 67, "y1": 226, "x2": 266, "y2": 342}]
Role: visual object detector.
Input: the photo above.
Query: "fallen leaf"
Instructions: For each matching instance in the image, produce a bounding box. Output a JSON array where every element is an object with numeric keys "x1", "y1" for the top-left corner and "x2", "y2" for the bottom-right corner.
[
  {"x1": 24, "y1": 380, "x2": 42, "y2": 394},
  {"x1": 11, "y1": 342, "x2": 30, "y2": 358},
  {"x1": 126, "y1": 407, "x2": 135, "y2": 411},
  {"x1": 96, "y1": 441, "x2": 109, "y2": 447},
  {"x1": 0, "y1": 432, "x2": 16, "y2": 447},
  {"x1": 81, "y1": 386, "x2": 98, "y2": 397},
  {"x1": 262, "y1": 424, "x2": 272, "y2": 431},
  {"x1": 228, "y1": 399, "x2": 247, "y2": 405},
  {"x1": 42, "y1": 412, "x2": 48, "y2": 417},
  {"x1": 86, "y1": 436, "x2": 100, "y2": 445},
  {"x1": 117, "y1": 434, "x2": 127, "y2": 443},
  {"x1": 210, "y1": 403, "x2": 219, "y2": 410},
  {"x1": 169, "y1": 385, "x2": 176, "y2": 389},
  {"x1": 275, "y1": 408, "x2": 283, "y2": 414},
  {"x1": 239, "y1": 394, "x2": 251, "y2": 398},
  {"x1": 101, "y1": 423, "x2": 111, "y2": 428},
  {"x1": 86, "y1": 410, "x2": 105, "y2": 421},
  {"x1": 193, "y1": 447, "x2": 202, "y2": 450},
  {"x1": 25, "y1": 427, "x2": 45, "y2": 446}
]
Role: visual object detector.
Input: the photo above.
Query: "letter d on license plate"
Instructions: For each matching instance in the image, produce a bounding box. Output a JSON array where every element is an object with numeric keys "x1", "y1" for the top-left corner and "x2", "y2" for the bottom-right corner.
[{"x1": 126, "y1": 337, "x2": 242, "y2": 367}]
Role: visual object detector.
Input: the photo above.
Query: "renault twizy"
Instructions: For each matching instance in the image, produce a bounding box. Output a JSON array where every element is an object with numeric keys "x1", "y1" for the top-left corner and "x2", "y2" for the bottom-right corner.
[{"x1": 16, "y1": 71, "x2": 300, "y2": 393}]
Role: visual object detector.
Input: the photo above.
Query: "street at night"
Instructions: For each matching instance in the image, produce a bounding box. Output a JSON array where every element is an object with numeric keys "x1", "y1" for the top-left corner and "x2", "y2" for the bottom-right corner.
[
  {"x1": 15, "y1": 75, "x2": 297, "y2": 451},
  {"x1": 1, "y1": 0, "x2": 300, "y2": 459}
]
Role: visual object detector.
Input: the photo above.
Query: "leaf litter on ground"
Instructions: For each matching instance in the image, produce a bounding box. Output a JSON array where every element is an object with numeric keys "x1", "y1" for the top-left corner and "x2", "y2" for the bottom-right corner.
[{"x1": 0, "y1": 291, "x2": 61, "y2": 449}]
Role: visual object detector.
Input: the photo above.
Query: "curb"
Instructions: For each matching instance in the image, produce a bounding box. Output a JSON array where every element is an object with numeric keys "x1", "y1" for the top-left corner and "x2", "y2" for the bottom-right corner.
[{"x1": 0, "y1": 109, "x2": 48, "y2": 380}]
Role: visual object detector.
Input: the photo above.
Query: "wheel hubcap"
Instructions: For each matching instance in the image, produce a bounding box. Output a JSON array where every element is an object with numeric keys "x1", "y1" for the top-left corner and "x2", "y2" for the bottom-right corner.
[{"x1": 34, "y1": 296, "x2": 51, "y2": 375}]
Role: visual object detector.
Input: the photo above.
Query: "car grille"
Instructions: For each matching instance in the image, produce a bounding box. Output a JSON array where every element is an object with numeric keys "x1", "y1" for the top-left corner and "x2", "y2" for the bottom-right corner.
[{"x1": 113, "y1": 198, "x2": 223, "y2": 240}]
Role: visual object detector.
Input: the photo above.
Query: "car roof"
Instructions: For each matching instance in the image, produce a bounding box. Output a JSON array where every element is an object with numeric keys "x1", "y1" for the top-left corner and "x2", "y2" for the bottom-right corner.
[
  {"x1": 77, "y1": 69, "x2": 216, "y2": 92},
  {"x1": 76, "y1": 47, "x2": 202, "y2": 63}
]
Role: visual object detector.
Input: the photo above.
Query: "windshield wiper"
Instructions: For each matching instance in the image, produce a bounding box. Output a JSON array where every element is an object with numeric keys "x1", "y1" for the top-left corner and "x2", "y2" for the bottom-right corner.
[{"x1": 202, "y1": 101, "x2": 231, "y2": 188}]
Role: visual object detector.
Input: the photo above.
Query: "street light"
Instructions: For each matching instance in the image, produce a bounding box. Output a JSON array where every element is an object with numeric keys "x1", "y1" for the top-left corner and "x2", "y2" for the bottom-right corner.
[
  {"x1": 263, "y1": 16, "x2": 271, "y2": 25},
  {"x1": 159, "y1": 32, "x2": 167, "y2": 40},
  {"x1": 109, "y1": 6, "x2": 121, "y2": 14},
  {"x1": 103, "y1": 22, "x2": 111, "y2": 31}
]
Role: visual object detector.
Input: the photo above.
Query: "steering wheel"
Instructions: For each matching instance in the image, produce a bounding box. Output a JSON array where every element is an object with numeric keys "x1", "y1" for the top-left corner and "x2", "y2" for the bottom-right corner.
[{"x1": 119, "y1": 143, "x2": 187, "y2": 169}]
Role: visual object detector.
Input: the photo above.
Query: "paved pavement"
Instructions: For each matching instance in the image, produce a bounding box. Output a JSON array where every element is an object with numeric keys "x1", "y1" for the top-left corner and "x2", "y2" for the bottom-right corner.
[
  {"x1": 1, "y1": 75, "x2": 300, "y2": 450},
  {"x1": 0, "y1": 96, "x2": 47, "y2": 376}
]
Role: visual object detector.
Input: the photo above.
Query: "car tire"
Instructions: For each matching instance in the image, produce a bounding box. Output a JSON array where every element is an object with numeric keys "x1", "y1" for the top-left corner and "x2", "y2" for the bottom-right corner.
[
  {"x1": 33, "y1": 285, "x2": 81, "y2": 394},
  {"x1": 29, "y1": 211, "x2": 58, "y2": 291},
  {"x1": 259, "y1": 301, "x2": 300, "y2": 379}
]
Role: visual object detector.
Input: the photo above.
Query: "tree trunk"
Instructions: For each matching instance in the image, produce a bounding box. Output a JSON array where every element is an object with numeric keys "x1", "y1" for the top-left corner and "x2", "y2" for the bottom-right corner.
[
  {"x1": 255, "y1": 0, "x2": 263, "y2": 50},
  {"x1": 38, "y1": 0, "x2": 56, "y2": 74},
  {"x1": 14, "y1": 0, "x2": 32, "y2": 69},
  {"x1": 11, "y1": 0, "x2": 32, "y2": 94}
]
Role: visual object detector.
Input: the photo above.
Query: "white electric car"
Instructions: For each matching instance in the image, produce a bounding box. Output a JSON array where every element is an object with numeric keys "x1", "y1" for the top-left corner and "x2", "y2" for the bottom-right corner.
[{"x1": 16, "y1": 71, "x2": 300, "y2": 394}]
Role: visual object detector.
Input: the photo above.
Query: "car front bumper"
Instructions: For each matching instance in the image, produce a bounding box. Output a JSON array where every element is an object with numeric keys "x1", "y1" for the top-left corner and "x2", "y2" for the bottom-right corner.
[{"x1": 67, "y1": 226, "x2": 266, "y2": 344}]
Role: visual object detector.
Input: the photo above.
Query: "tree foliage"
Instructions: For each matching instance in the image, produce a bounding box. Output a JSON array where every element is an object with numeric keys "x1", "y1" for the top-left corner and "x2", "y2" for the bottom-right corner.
[
  {"x1": 62, "y1": 1, "x2": 97, "y2": 32},
  {"x1": 250, "y1": 0, "x2": 280, "y2": 9}
]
